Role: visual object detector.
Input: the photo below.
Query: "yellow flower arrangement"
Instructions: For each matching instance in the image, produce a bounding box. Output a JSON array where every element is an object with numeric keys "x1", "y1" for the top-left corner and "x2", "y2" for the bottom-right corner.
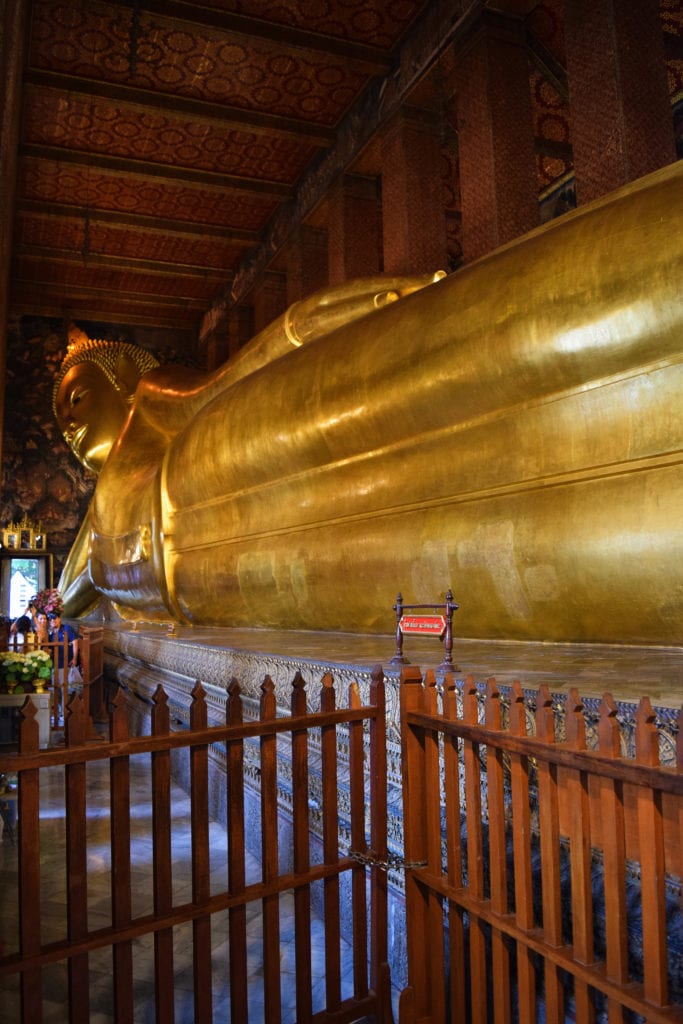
[{"x1": 0, "y1": 650, "x2": 52, "y2": 693}]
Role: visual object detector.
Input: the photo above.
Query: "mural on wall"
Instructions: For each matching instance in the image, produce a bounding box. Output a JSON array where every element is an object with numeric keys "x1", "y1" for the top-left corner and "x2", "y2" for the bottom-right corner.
[{"x1": 1, "y1": 316, "x2": 193, "y2": 585}]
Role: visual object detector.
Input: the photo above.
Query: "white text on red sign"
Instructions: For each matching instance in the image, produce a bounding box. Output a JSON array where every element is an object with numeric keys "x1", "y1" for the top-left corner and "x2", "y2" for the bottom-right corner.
[{"x1": 399, "y1": 615, "x2": 446, "y2": 636}]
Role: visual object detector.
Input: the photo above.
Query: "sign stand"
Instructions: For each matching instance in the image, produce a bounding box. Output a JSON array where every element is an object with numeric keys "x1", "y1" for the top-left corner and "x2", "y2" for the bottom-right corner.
[{"x1": 390, "y1": 589, "x2": 459, "y2": 672}]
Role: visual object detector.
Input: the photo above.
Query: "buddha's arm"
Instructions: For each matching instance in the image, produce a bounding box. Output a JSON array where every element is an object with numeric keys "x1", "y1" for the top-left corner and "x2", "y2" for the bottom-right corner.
[
  {"x1": 213, "y1": 272, "x2": 446, "y2": 383},
  {"x1": 59, "y1": 505, "x2": 100, "y2": 618},
  {"x1": 134, "y1": 272, "x2": 446, "y2": 434}
]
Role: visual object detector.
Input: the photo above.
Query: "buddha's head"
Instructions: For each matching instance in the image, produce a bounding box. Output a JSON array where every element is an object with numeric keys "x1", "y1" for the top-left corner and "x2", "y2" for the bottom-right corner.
[{"x1": 53, "y1": 326, "x2": 159, "y2": 473}]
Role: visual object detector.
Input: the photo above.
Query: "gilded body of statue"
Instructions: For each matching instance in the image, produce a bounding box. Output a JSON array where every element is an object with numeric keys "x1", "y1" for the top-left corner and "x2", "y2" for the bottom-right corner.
[{"x1": 55, "y1": 161, "x2": 683, "y2": 644}]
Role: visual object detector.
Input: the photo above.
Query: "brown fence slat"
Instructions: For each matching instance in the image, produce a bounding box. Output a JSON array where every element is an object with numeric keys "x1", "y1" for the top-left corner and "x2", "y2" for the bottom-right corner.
[
  {"x1": 18, "y1": 699, "x2": 42, "y2": 1024},
  {"x1": 443, "y1": 673, "x2": 467, "y2": 1022},
  {"x1": 399, "y1": 666, "x2": 431, "y2": 1021},
  {"x1": 320, "y1": 673, "x2": 341, "y2": 1011},
  {"x1": 190, "y1": 683, "x2": 212, "y2": 1024},
  {"x1": 635, "y1": 697, "x2": 669, "y2": 1008},
  {"x1": 368, "y1": 664, "x2": 389, "y2": 1015},
  {"x1": 151, "y1": 686, "x2": 175, "y2": 1024},
  {"x1": 484, "y1": 678, "x2": 512, "y2": 1024},
  {"x1": 534, "y1": 684, "x2": 565, "y2": 1023},
  {"x1": 462, "y1": 676, "x2": 488, "y2": 1024},
  {"x1": 597, "y1": 694, "x2": 627, "y2": 1024},
  {"x1": 227, "y1": 679, "x2": 248, "y2": 1021},
  {"x1": 291, "y1": 671, "x2": 313, "y2": 1023},
  {"x1": 563, "y1": 688, "x2": 595, "y2": 1023},
  {"x1": 109, "y1": 689, "x2": 134, "y2": 1024},
  {"x1": 259, "y1": 675, "x2": 282, "y2": 1023},
  {"x1": 423, "y1": 671, "x2": 446, "y2": 1023},
  {"x1": 348, "y1": 679, "x2": 369, "y2": 1002},
  {"x1": 509, "y1": 680, "x2": 536, "y2": 1023},
  {"x1": 65, "y1": 695, "x2": 90, "y2": 1023}
]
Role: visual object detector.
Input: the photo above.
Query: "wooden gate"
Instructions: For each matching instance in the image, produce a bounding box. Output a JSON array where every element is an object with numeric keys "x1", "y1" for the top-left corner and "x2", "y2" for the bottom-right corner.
[
  {"x1": 0, "y1": 667, "x2": 392, "y2": 1023},
  {"x1": 398, "y1": 667, "x2": 683, "y2": 1024}
]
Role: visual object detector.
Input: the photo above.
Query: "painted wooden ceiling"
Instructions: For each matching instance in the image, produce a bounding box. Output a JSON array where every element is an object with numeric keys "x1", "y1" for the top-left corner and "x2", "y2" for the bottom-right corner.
[{"x1": 7, "y1": 0, "x2": 683, "y2": 341}]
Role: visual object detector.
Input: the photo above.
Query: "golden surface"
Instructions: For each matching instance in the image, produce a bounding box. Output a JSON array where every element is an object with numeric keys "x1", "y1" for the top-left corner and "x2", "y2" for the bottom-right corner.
[{"x1": 55, "y1": 163, "x2": 683, "y2": 643}]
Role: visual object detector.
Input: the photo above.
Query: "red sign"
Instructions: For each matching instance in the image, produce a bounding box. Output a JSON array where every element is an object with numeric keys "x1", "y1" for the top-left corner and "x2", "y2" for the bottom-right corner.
[{"x1": 399, "y1": 614, "x2": 446, "y2": 637}]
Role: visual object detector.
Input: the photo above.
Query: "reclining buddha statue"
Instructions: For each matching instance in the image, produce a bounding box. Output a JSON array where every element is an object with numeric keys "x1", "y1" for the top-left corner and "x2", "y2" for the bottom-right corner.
[{"x1": 54, "y1": 160, "x2": 682, "y2": 644}]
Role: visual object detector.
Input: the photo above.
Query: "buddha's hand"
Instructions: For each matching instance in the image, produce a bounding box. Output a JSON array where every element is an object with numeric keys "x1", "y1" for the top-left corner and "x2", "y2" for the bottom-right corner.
[{"x1": 286, "y1": 271, "x2": 447, "y2": 346}]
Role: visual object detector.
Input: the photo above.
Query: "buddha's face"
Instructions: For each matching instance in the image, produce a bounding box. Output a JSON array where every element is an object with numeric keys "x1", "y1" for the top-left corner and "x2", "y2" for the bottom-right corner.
[{"x1": 55, "y1": 362, "x2": 131, "y2": 472}]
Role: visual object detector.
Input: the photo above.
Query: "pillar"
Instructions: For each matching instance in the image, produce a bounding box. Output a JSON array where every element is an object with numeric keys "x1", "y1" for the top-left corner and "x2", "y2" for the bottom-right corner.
[
  {"x1": 252, "y1": 271, "x2": 287, "y2": 335},
  {"x1": 565, "y1": 0, "x2": 675, "y2": 205},
  {"x1": 455, "y1": 12, "x2": 538, "y2": 263},
  {"x1": 380, "y1": 109, "x2": 446, "y2": 276},
  {"x1": 283, "y1": 225, "x2": 328, "y2": 304},
  {"x1": 204, "y1": 326, "x2": 229, "y2": 371},
  {"x1": 327, "y1": 175, "x2": 381, "y2": 285},
  {"x1": 0, "y1": 0, "x2": 29, "y2": 463}
]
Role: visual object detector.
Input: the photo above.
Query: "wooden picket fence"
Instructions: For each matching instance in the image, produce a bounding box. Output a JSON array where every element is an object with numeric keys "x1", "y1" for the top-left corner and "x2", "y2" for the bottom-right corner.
[
  {"x1": 0, "y1": 668, "x2": 392, "y2": 1024},
  {"x1": 398, "y1": 668, "x2": 683, "y2": 1024},
  {"x1": 1, "y1": 658, "x2": 681, "y2": 1023}
]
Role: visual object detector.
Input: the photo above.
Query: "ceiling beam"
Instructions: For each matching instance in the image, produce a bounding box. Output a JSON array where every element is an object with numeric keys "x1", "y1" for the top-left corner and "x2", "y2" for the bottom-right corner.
[
  {"x1": 18, "y1": 200, "x2": 259, "y2": 243},
  {"x1": 18, "y1": 245, "x2": 232, "y2": 279},
  {"x1": 25, "y1": 71, "x2": 336, "y2": 146},
  {"x1": 20, "y1": 144, "x2": 293, "y2": 198},
  {"x1": 112, "y1": 0, "x2": 393, "y2": 73},
  {"x1": 9, "y1": 299, "x2": 201, "y2": 329},
  {"x1": 11, "y1": 276, "x2": 210, "y2": 309}
]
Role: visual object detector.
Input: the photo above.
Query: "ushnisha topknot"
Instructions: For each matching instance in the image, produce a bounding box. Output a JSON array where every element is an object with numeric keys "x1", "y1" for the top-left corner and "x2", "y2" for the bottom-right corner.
[{"x1": 53, "y1": 325, "x2": 160, "y2": 416}]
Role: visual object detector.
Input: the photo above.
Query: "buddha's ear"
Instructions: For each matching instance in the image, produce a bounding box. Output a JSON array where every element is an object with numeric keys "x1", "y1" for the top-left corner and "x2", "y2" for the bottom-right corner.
[{"x1": 114, "y1": 350, "x2": 142, "y2": 399}]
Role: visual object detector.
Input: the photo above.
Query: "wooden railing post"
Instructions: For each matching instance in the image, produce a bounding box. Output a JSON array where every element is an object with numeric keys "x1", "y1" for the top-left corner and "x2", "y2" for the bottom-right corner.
[
  {"x1": 484, "y1": 678, "x2": 511, "y2": 1022},
  {"x1": 534, "y1": 684, "x2": 564, "y2": 1022},
  {"x1": 227, "y1": 678, "x2": 248, "y2": 1021},
  {"x1": 259, "y1": 675, "x2": 282, "y2": 1022},
  {"x1": 189, "y1": 682, "x2": 212, "y2": 1024},
  {"x1": 564, "y1": 688, "x2": 594, "y2": 1023},
  {"x1": 320, "y1": 672, "x2": 342, "y2": 1011},
  {"x1": 65, "y1": 694, "x2": 90, "y2": 1023},
  {"x1": 369, "y1": 665, "x2": 388, "y2": 1009},
  {"x1": 509, "y1": 680, "x2": 536, "y2": 1021},
  {"x1": 18, "y1": 699, "x2": 42, "y2": 1023},
  {"x1": 348, "y1": 678, "x2": 369, "y2": 1003},
  {"x1": 442, "y1": 672, "x2": 466, "y2": 1022},
  {"x1": 291, "y1": 670, "x2": 313, "y2": 1023},
  {"x1": 151, "y1": 685, "x2": 174, "y2": 1023},
  {"x1": 462, "y1": 676, "x2": 487, "y2": 1024},
  {"x1": 109, "y1": 689, "x2": 134, "y2": 1024},
  {"x1": 398, "y1": 665, "x2": 429, "y2": 1023},
  {"x1": 635, "y1": 696, "x2": 668, "y2": 1009}
]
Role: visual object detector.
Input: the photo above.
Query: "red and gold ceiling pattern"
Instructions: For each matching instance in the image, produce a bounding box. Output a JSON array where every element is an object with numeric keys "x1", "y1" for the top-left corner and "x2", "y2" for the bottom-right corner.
[
  {"x1": 17, "y1": 256, "x2": 220, "y2": 301},
  {"x1": 177, "y1": 0, "x2": 427, "y2": 49},
  {"x1": 31, "y1": 1, "x2": 371, "y2": 126},
  {"x1": 23, "y1": 87, "x2": 317, "y2": 182},
  {"x1": 16, "y1": 214, "x2": 246, "y2": 272},
  {"x1": 9, "y1": 0, "x2": 681, "y2": 339},
  {"x1": 21, "y1": 158, "x2": 278, "y2": 231}
]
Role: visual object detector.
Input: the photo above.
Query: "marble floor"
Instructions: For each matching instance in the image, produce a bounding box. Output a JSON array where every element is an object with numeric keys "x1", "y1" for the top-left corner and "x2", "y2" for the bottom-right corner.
[{"x1": 0, "y1": 754, "x2": 380, "y2": 1024}]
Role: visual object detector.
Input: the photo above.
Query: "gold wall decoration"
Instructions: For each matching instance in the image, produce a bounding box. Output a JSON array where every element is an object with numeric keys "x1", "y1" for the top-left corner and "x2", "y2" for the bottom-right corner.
[{"x1": 2, "y1": 515, "x2": 47, "y2": 551}]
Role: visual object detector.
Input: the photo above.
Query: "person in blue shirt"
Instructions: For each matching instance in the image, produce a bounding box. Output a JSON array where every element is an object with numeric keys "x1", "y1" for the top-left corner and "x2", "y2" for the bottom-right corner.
[{"x1": 48, "y1": 612, "x2": 79, "y2": 670}]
